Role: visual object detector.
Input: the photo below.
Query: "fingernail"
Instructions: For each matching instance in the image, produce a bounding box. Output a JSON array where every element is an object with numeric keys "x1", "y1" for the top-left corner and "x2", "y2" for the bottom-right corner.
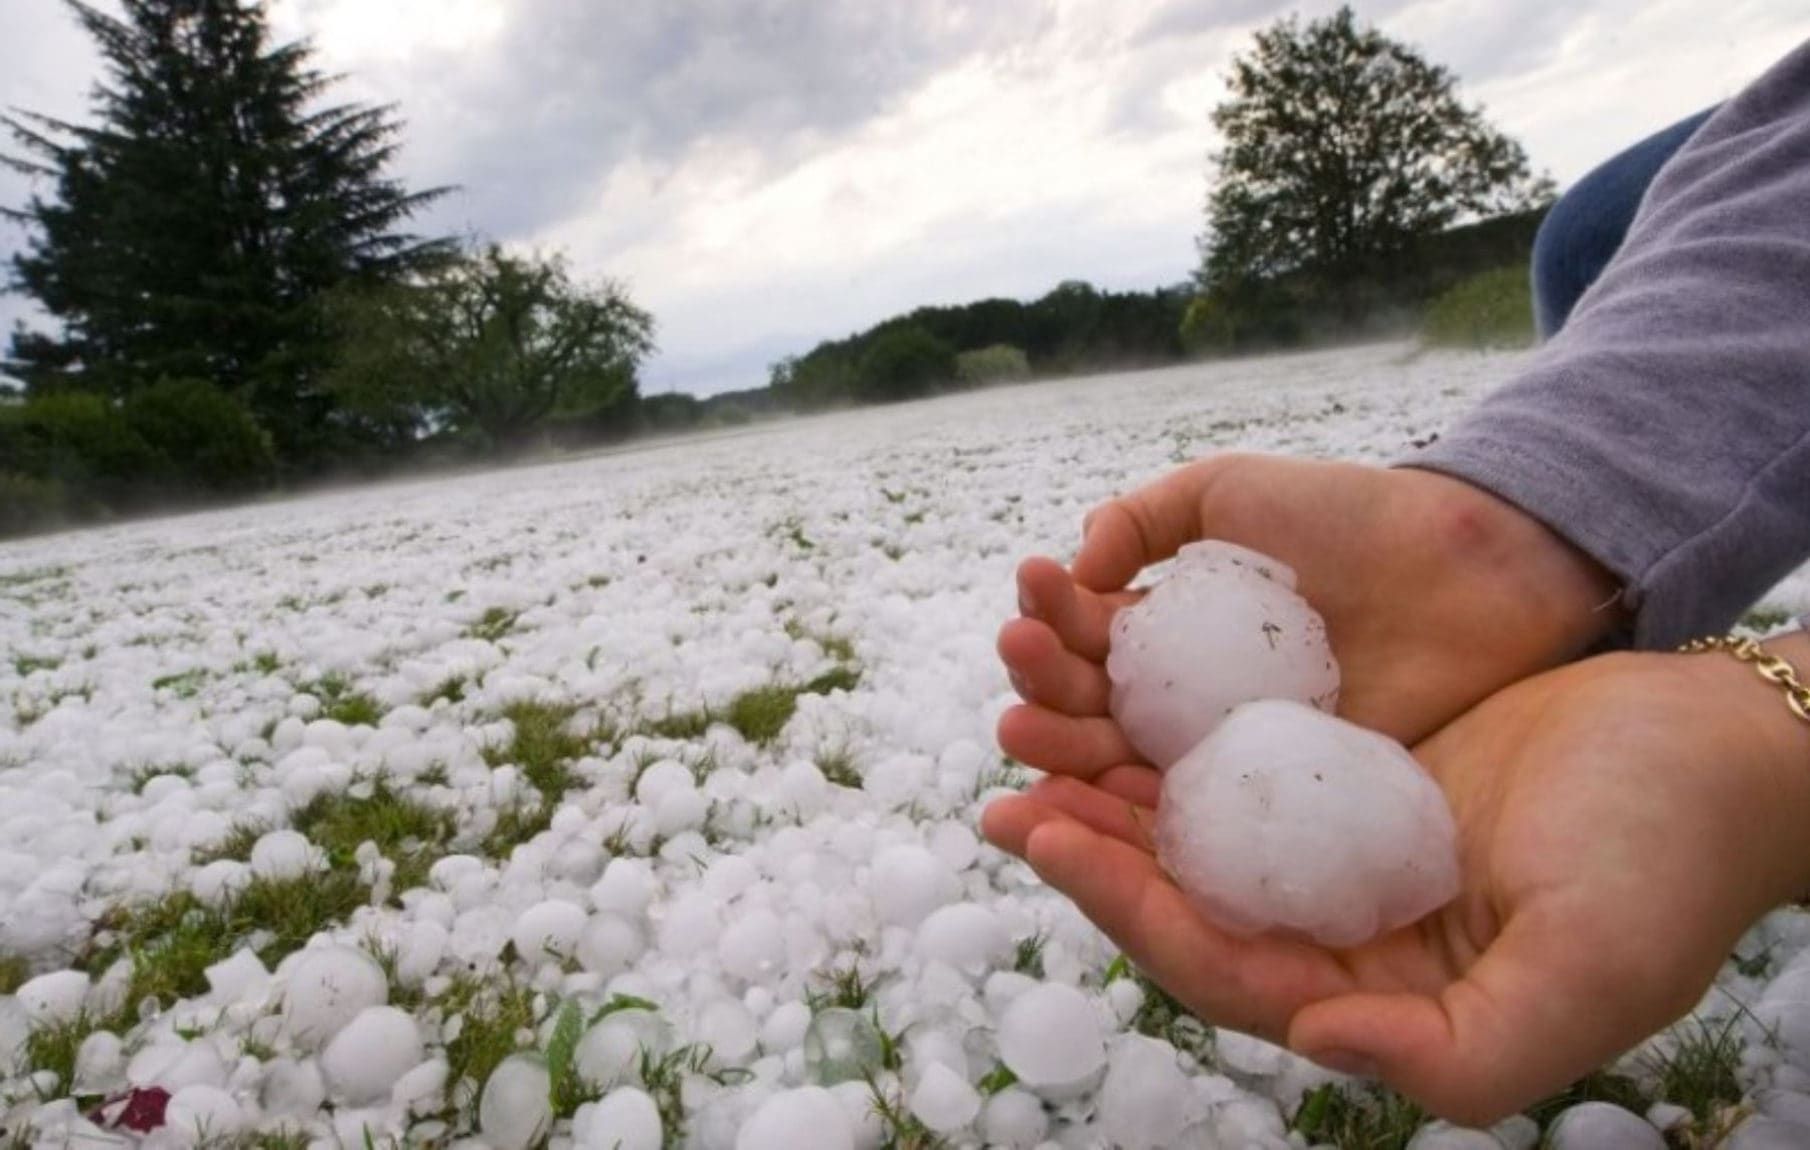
[
  {"x1": 1017, "y1": 590, "x2": 1035, "y2": 617},
  {"x1": 1310, "y1": 1049, "x2": 1379, "y2": 1079}
]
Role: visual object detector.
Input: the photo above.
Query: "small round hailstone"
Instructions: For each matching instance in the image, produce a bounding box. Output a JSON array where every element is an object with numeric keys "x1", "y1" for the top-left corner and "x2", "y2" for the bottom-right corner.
[
  {"x1": 737, "y1": 1087, "x2": 854, "y2": 1150},
  {"x1": 511, "y1": 899, "x2": 588, "y2": 964},
  {"x1": 870, "y1": 845, "x2": 959, "y2": 928},
  {"x1": 281, "y1": 946, "x2": 388, "y2": 1049},
  {"x1": 1155, "y1": 699, "x2": 1458, "y2": 948},
  {"x1": 17, "y1": 970, "x2": 90, "y2": 1026},
  {"x1": 165, "y1": 1084, "x2": 246, "y2": 1142},
  {"x1": 983, "y1": 1088, "x2": 1049, "y2": 1149},
  {"x1": 719, "y1": 908, "x2": 788, "y2": 983},
  {"x1": 995, "y1": 984, "x2": 1105, "y2": 1089},
  {"x1": 1545, "y1": 1103, "x2": 1666, "y2": 1150},
  {"x1": 590, "y1": 858, "x2": 656, "y2": 917},
  {"x1": 249, "y1": 829, "x2": 317, "y2": 880},
  {"x1": 574, "y1": 1087, "x2": 663, "y2": 1150},
  {"x1": 913, "y1": 903, "x2": 1010, "y2": 975},
  {"x1": 803, "y1": 1008, "x2": 887, "y2": 1085},
  {"x1": 321, "y1": 1006, "x2": 423, "y2": 1105},
  {"x1": 1107, "y1": 541, "x2": 1339, "y2": 769},
  {"x1": 910, "y1": 1062, "x2": 981, "y2": 1134},
  {"x1": 1404, "y1": 1122, "x2": 1504, "y2": 1150},
  {"x1": 1096, "y1": 1035, "x2": 1196, "y2": 1150},
  {"x1": 577, "y1": 914, "x2": 645, "y2": 979},
  {"x1": 698, "y1": 999, "x2": 759, "y2": 1065},
  {"x1": 479, "y1": 1054, "x2": 553, "y2": 1150}
]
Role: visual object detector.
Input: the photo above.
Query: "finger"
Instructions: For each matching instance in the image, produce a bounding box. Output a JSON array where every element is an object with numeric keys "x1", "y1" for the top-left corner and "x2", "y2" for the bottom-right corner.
[
  {"x1": 1020, "y1": 813, "x2": 1349, "y2": 1043},
  {"x1": 996, "y1": 705, "x2": 1143, "y2": 777},
  {"x1": 1286, "y1": 910, "x2": 1663, "y2": 1127},
  {"x1": 1072, "y1": 461, "x2": 1221, "y2": 592},
  {"x1": 1025, "y1": 774, "x2": 1159, "y2": 849},
  {"x1": 1017, "y1": 557, "x2": 1126, "y2": 661},
  {"x1": 998, "y1": 617, "x2": 1112, "y2": 714}
]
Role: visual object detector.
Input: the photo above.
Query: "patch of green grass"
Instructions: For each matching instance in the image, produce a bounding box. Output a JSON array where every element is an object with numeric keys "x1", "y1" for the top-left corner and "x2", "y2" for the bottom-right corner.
[
  {"x1": 724, "y1": 666, "x2": 862, "y2": 747},
  {"x1": 1638, "y1": 1013, "x2": 1745, "y2": 1127},
  {"x1": 1524, "y1": 1066, "x2": 1652, "y2": 1130},
  {"x1": 1106, "y1": 956, "x2": 1216, "y2": 1064},
  {"x1": 151, "y1": 669, "x2": 208, "y2": 698},
  {"x1": 439, "y1": 973, "x2": 539, "y2": 1106},
  {"x1": 292, "y1": 780, "x2": 457, "y2": 898},
  {"x1": 1421, "y1": 265, "x2": 1535, "y2": 350},
  {"x1": 0, "y1": 954, "x2": 28, "y2": 994},
  {"x1": 192, "y1": 821, "x2": 265, "y2": 865},
  {"x1": 487, "y1": 701, "x2": 595, "y2": 802},
  {"x1": 643, "y1": 709, "x2": 713, "y2": 741},
  {"x1": 466, "y1": 607, "x2": 520, "y2": 643},
  {"x1": 818, "y1": 746, "x2": 862, "y2": 789},
  {"x1": 125, "y1": 763, "x2": 195, "y2": 794},
  {"x1": 1290, "y1": 1082, "x2": 1427, "y2": 1149},
  {"x1": 1741, "y1": 607, "x2": 1793, "y2": 632},
  {"x1": 807, "y1": 960, "x2": 878, "y2": 1013},
  {"x1": 423, "y1": 675, "x2": 469, "y2": 706},
  {"x1": 24, "y1": 1014, "x2": 101, "y2": 1097},
  {"x1": 639, "y1": 1042, "x2": 752, "y2": 1148},
  {"x1": 11, "y1": 655, "x2": 60, "y2": 676},
  {"x1": 306, "y1": 673, "x2": 383, "y2": 726},
  {"x1": 1012, "y1": 932, "x2": 1047, "y2": 979},
  {"x1": 87, "y1": 870, "x2": 371, "y2": 1013}
]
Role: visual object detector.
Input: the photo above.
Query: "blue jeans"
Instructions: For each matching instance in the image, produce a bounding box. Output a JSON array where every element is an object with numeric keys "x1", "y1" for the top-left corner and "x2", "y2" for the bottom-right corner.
[{"x1": 1531, "y1": 107, "x2": 1718, "y2": 339}]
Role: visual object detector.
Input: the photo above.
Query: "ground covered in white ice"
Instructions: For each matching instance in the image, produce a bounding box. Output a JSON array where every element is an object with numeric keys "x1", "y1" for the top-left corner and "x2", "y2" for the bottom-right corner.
[{"x1": 1, "y1": 343, "x2": 1808, "y2": 1149}]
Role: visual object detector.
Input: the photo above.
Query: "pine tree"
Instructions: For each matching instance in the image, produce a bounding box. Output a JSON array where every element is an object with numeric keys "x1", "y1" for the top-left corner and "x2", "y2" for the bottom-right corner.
[{"x1": 2, "y1": 0, "x2": 451, "y2": 465}]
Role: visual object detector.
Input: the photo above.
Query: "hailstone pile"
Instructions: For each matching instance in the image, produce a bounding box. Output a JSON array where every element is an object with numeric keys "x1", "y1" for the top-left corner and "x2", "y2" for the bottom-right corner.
[{"x1": 1108, "y1": 541, "x2": 1459, "y2": 947}]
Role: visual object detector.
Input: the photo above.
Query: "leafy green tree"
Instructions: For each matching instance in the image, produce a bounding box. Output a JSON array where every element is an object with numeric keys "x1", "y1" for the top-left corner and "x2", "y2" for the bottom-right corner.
[
  {"x1": 325, "y1": 245, "x2": 656, "y2": 451},
  {"x1": 1199, "y1": 6, "x2": 1549, "y2": 306},
  {"x1": 855, "y1": 324, "x2": 956, "y2": 403},
  {"x1": 2, "y1": 0, "x2": 451, "y2": 464}
]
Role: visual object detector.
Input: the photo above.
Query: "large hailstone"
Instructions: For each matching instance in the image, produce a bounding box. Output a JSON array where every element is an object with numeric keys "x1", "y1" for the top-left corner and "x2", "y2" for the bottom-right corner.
[
  {"x1": 1107, "y1": 542, "x2": 1339, "y2": 769},
  {"x1": 1155, "y1": 700, "x2": 1459, "y2": 947}
]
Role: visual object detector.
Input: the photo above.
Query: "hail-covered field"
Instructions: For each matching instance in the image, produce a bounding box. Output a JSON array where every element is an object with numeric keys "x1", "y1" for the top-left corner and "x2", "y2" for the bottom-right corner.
[{"x1": 2, "y1": 343, "x2": 1808, "y2": 1150}]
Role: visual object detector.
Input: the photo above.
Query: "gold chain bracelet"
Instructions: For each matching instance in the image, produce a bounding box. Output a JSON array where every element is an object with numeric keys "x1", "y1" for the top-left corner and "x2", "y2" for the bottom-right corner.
[{"x1": 1677, "y1": 634, "x2": 1810, "y2": 725}]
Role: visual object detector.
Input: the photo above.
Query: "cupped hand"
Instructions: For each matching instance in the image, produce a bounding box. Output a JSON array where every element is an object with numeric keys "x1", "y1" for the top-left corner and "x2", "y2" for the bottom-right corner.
[
  {"x1": 983, "y1": 638, "x2": 1810, "y2": 1125},
  {"x1": 999, "y1": 455, "x2": 1623, "y2": 776}
]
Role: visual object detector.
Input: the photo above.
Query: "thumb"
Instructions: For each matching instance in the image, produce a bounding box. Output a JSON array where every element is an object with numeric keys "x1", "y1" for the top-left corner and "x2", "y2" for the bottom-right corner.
[
  {"x1": 1285, "y1": 914, "x2": 1658, "y2": 1127},
  {"x1": 1072, "y1": 461, "x2": 1221, "y2": 591}
]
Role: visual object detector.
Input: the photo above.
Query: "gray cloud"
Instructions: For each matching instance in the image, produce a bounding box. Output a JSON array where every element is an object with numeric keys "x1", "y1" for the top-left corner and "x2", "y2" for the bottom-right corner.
[{"x1": 365, "y1": 1, "x2": 1057, "y2": 240}]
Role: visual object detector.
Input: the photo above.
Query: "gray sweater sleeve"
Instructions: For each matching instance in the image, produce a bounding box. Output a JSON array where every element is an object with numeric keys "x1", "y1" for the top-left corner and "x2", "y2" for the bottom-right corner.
[{"x1": 1407, "y1": 39, "x2": 1810, "y2": 649}]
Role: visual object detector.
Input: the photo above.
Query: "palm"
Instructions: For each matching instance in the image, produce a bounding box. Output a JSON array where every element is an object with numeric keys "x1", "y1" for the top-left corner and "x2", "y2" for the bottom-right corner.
[
  {"x1": 998, "y1": 455, "x2": 1621, "y2": 776},
  {"x1": 984, "y1": 652, "x2": 1785, "y2": 1124}
]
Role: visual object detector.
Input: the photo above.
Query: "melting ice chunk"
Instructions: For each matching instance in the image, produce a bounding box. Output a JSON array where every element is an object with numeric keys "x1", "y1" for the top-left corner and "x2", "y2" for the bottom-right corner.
[
  {"x1": 1155, "y1": 699, "x2": 1459, "y2": 948},
  {"x1": 1107, "y1": 541, "x2": 1339, "y2": 769}
]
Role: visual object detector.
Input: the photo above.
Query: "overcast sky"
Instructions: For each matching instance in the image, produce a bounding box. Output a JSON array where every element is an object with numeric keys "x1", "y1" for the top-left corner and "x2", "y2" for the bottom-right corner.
[{"x1": 3, "y1": 1, "x2": 1807, "y2": 396}]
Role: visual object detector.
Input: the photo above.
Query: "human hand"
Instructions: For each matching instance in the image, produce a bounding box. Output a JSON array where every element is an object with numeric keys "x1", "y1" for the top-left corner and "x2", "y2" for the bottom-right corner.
[
  {"x1": 983, "y1": 634, "x2": 1810, "y2": 1124},
  {"x1": 998, "y1": 455, "x2": 1623, "y2": 777}
]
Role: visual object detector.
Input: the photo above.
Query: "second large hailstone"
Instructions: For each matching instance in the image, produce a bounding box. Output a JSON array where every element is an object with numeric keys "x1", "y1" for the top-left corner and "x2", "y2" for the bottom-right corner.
[
  {"x1": 1107, "y1": 541, "x2": 1339, "y2": 770},
  {"x1": 1155, "y1": 699, "x2": 1460, "y2": 947}
]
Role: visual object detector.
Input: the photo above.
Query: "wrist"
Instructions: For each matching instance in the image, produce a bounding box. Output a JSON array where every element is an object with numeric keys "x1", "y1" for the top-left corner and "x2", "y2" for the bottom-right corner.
[
  {"x1": 1396, "y1": 467, "x2": 1625, "y2": 657},
  {"x1": 1683, "y1": 631, "x2": 1810, "y2": 908}
]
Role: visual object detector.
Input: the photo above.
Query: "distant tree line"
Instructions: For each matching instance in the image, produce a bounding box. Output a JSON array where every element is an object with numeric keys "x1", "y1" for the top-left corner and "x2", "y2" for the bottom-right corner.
[
  {"x1": 764, "y1": 280, "x2": 1192, "y2": 410},
  {"x1": 1, "y1": 0, "x2": 659, "y2": 538}
]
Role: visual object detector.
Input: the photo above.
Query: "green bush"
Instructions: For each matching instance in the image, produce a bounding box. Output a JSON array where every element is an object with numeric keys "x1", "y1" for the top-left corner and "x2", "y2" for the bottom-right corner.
[
  {"x1": 955, "y1": 344, "x2": 1031, "y2": 388},
  {"x1": 856, "y1": 325, "x2": 956, "y2": 403},
  {"x1": 0, "y1": 473, "x2": 73, "y2": 537},
  {"x1": 124, "y1": 378, "x2": 276, "y2": 492},
  {"x1": 0, "y1": 391, "x2": 165, "y2": 506},
  {"x1": 1422, "y1": 266, "x2": 1535, "y2": 349}
]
